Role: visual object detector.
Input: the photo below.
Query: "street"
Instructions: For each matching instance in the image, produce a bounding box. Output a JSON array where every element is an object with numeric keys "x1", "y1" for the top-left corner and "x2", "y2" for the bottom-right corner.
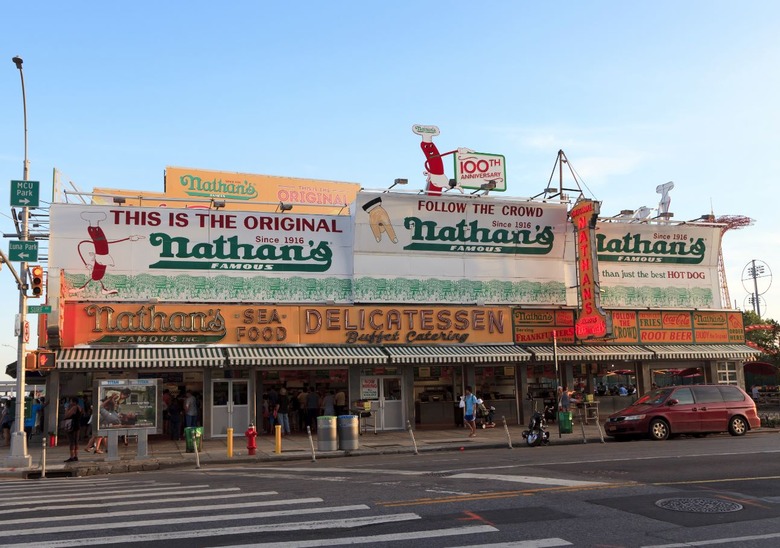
[{"x1": 2, "y1": 432, "x2": 780, "y2": 547}]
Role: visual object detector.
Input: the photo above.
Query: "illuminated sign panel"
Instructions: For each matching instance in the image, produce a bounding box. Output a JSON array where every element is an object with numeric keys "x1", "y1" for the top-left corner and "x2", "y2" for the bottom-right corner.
[{"x1": 570, "y1": 199, "x2": 611, "y2": 340}]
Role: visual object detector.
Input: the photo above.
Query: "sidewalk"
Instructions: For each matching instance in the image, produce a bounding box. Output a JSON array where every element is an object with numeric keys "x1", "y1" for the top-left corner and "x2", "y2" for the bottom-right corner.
[{"x1": 1, "y1": 419, "x2": 611, "y2": 479}]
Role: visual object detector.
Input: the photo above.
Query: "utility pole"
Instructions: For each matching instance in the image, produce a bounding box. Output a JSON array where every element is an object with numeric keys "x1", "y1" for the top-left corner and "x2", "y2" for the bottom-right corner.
[{"x1": 7, "y1": 55, "x2": 32, "y2": 468}]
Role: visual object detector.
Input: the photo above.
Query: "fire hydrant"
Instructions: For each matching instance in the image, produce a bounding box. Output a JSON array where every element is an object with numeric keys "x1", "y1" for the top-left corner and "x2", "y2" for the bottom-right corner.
[{"x1": 245, "y1": 423, "x2": 258, "y2": 456}]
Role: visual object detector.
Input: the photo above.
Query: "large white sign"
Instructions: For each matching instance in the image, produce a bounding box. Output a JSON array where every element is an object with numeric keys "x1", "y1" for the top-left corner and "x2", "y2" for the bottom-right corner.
[
  {"x1": 49, "y1": 204, "x2": 353, "y2": 303},
  {"x1": 353, "y1": 192, "x2": 569, "y2": 304},
  {"x1": 577, "y1": 221, "x2": 723, "y2": 309}
]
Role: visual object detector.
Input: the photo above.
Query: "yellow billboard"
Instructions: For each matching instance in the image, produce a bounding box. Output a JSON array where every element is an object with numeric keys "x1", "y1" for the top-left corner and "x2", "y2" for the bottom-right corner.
[{"x1": 164, "y1": 166, "x2": 361, "y2": 215}]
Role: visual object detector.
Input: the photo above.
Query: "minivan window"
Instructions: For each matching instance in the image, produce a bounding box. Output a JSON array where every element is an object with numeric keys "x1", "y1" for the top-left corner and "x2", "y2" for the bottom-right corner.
[
  {"x1": 693, "y1": 385, "x2": 724, "y2": 403},
  {"x1": 718, "y1": 385, "x2": 745, "y2": 402},
  {"x1": 673, "y1": 387, "x2": 694, "y2": 404},
  {"x1": 635, "y1": 388, "x2": 672, "y2": 405}
]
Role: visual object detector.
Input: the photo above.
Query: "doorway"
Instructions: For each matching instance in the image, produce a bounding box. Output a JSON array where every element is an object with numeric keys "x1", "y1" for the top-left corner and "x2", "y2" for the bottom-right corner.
[
  {"x1": 211, "y1": 379, "x2": 250, "y2": 437},
  {"x1": 362, "y1": 376, "x2": 405, "y2": 431}
]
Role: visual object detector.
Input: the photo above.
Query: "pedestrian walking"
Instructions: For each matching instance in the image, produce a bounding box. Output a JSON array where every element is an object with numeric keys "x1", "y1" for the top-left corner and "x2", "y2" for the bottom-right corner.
[{"x1": 463, "y1": 386, "x2": 478, "y2": 438}]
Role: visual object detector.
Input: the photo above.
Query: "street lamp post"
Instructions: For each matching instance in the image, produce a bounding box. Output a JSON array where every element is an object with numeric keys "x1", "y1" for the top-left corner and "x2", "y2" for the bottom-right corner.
[{"x1": 8, "y1": 55, "x2": 32, "y2": 468}]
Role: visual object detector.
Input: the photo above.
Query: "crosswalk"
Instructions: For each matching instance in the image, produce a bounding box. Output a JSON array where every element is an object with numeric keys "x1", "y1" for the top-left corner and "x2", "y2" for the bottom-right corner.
[{"x1": 0, "y1": 476, "x2": 574, "y2": 547}]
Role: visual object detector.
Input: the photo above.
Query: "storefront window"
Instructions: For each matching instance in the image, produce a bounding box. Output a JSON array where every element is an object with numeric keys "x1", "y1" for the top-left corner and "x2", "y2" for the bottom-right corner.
[
  {"x1": 716, "y1": 362, "x2": 737, "y2": 385},
  {"x1": 413, "y1": 366, "x2": 460, "y2": 402},
  {"x1": 475, "y1": 365, "x2": 515, "y2": 400}
]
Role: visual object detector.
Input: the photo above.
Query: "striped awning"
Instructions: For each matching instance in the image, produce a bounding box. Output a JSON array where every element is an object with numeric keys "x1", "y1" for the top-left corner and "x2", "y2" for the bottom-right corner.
[
  {"x1": 526, "y1": 345, "x2": 654, "y2": 362},
  {"x1": 225, "y1": 346, "x2": 388, "y2": 367},
  {"x1": 383, "y1": 345, "x2": 531, "y2": 364},
  {"x1": 643, "y1": 344, "x2": 761, "y2": 360},
  {"x1": 56, "y1": 347, "x2": 226, "y2": 369}
]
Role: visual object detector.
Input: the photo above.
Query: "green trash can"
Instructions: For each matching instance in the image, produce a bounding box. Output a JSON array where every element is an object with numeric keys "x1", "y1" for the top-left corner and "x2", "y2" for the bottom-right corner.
[
  {"x1": 184, "y1": 426, "x2": 203, "y2": 452},
  {"x1": 558, "y1": 411, "x2": 573, "y2": 434}
]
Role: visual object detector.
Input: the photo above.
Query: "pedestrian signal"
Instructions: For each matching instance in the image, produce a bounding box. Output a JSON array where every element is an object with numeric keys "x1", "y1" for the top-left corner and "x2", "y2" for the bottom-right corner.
[
  {"x1": 29, "y1": 265, "x2": 44, "y2": 298},
  {"x1": 37, "y1": 351, "x2": 55, "y2": 371}
]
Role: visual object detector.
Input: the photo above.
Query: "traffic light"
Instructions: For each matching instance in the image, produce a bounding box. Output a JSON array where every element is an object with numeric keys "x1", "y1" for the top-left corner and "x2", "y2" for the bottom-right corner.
[
  {"x1": 25, "y1": 351, "x2": 38, "y2": 371},
  {"x1": 37, "y1": 351, "x2": 55, "y2": 371},
  {"x1": 29, "y1": 265, "x2": 44, "y2": 298}
]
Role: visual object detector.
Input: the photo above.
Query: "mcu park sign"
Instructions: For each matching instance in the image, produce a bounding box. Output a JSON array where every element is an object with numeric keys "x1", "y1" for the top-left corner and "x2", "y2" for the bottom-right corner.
[{"x1": 10, "y1": 179, "x2": 40, "y2": 208}]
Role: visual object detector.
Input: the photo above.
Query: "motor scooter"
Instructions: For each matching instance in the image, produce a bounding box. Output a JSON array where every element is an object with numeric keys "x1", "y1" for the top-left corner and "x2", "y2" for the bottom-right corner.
[{"x1": 522, "y1": 397, "x2": 551, "y2": 447}]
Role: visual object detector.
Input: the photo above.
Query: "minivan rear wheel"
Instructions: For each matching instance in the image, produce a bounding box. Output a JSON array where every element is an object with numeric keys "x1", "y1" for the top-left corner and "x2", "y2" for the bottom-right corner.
[
  {"x1": 728, "y1": 416, "x2": 748, "y2": 436},
  {"x1": 649, "y1": 418, "x2": 670, "y2": 440}
]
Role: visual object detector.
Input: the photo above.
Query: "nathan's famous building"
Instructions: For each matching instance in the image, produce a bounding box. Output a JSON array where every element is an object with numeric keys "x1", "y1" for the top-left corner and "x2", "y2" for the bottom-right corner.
[{"x1": 34, "y1": 165, "x2": 757, "y2": 439}]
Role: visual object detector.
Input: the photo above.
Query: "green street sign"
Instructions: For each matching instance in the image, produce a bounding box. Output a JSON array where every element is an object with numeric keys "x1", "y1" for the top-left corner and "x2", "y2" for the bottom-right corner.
[
  {"x1": 8, "y1": 240, "x2": 39, "y2": 262},
  {"x1": 27, "y1": 305, "x2": 52, "y2": 314},
  {"x1": 10, "y1": 179, "x2": 40, "y2": 208}
]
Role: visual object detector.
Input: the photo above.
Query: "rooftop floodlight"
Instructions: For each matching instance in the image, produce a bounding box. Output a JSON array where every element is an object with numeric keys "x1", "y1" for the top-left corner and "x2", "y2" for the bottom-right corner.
[
  {"x1": 112, "y1": 197, "x2": 126, "y2": 205},
  {"x1": 276, "y1": 202, "x2": 293, "y2": 213},
  {"x1": 212, "y1": 200, "x2": 226, "y2": 209}
]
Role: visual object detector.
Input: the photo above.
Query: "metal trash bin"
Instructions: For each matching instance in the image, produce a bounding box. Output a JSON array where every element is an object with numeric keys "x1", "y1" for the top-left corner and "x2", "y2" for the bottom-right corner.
[
  {"x1": 184, "y1": 426, "x2": 203, "y2": 452},
  {"x1": 557, "y1": 411, "x2": 573, "y2": 434},
  {"x1": 316, "y1": 416, "x2": 338, "y2": 451},
  {"x1": 337, "y1": 415, "x2": 359, "y2": 451}
]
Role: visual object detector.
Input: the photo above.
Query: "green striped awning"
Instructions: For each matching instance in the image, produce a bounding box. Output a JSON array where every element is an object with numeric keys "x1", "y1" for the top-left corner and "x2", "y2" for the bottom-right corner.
[
  {"x1": 225, "y1": 346, "x2": 388, "y2": 367},
  {"x1": 526, "y1": 345, "x2": 654, "y2": 362},
  {"x1": 383, "y1": 345, "x2": 531, "y2": 364},
  {"x1": 643, "y1": 344, "x2": 761, "y2": 360},
  {"x1": 56, "y1": 347, "x2": 226, "y2": 369}
]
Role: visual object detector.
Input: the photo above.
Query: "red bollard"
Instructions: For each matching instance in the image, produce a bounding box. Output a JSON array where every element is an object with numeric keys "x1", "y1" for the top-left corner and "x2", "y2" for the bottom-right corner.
[{"x1": 245, "y1": 424, "x2": 258, "y2": 456}]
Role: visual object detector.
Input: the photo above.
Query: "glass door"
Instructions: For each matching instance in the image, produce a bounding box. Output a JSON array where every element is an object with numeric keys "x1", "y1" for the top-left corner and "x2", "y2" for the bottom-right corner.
[
  {"x1": 211, "y1": 379, "x2": 250, "y2": 437},
  {"x1": 364, "y1": 376, "x2": 405, "y2": 431},
  {"x1": 381, "y1": 377, "x2": 404, "y2": 430}
]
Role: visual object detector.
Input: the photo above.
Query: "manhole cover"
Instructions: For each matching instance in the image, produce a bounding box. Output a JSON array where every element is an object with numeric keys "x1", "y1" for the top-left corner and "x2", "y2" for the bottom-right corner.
[{"x1": 655, "y1": 497, "x2": 743, "y2": 513}]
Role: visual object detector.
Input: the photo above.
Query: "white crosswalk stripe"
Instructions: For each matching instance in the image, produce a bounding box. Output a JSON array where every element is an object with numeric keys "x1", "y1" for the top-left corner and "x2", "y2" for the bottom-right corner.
[{"x1": 0, "y1": 476, "x2": 575, "y2": 547}]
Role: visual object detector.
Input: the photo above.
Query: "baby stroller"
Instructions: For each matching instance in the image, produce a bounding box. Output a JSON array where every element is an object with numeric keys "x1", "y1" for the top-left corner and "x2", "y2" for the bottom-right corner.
[{"x1": 475, "y1": 399, "x2": 496, "y2": 429}]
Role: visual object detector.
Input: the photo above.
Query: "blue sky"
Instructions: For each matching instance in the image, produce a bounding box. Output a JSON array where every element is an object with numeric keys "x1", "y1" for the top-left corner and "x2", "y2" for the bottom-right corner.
[{"x1": 2, "y1": 2, "x2": 779, "y2": 380}]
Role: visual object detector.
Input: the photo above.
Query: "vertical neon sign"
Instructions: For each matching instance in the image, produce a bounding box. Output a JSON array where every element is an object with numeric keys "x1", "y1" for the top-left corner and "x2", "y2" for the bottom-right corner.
[{"x1": 570, "y1": 199, "x2": 611, "y2": 339}]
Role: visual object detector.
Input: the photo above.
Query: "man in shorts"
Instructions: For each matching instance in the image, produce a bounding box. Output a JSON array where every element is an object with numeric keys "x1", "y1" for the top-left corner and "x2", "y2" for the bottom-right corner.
[{"x1": 463, "y1": 386, "x2": 478, "y2": 438}]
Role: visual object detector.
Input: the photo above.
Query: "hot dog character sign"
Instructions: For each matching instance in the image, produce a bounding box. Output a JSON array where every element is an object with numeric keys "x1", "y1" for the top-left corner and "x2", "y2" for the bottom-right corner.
[
  {"x1": 413, "y1": 125, "x2": 474, "y2": 196},
  {"x1": 69, "y1": 211, "x2": 145, "y2": 295}
]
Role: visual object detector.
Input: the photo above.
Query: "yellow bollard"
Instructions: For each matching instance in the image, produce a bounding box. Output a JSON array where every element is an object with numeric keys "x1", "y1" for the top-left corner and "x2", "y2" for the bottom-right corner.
[
  {"x1": 227, "y1": 427, "x2": 233, "y2": 457},
  {"x1": 275, "y1": 424, "x2": 281, "y2": 454}
]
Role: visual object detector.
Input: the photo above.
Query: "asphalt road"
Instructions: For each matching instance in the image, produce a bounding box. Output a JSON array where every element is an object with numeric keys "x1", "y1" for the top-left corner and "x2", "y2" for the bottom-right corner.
[{"x1": 2, "y1": 432, "x2": 780, "y2": 547}]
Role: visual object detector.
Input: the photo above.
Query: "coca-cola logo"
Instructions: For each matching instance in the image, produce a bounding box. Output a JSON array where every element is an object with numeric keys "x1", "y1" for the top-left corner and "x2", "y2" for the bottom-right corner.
[{"x1": 663, "y1": 313, "x2": 691, "y2": 327}]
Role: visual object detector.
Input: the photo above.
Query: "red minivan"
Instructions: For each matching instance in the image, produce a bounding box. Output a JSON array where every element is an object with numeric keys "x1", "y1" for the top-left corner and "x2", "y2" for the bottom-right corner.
[{"x1": 605, "y1": 384, "x2": 760, "y2": 441}]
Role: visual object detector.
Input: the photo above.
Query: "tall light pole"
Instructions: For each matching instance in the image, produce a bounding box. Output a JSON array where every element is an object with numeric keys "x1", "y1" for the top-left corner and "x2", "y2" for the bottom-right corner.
[{"x1": 8, "y1": 55, "x2": 31, "y2": 468}]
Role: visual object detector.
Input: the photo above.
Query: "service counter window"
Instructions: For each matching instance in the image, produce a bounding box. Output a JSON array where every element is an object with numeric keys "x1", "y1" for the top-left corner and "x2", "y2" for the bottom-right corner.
[
  {"x1": 413, "y1": 366, "x2": 461, "y2": 402},
  {"x1": 261, "y1": 369, "x2": 348, "y2": 396},
  {"x1": 475, "y1": 365, "x2": 516, "y2": 400}
]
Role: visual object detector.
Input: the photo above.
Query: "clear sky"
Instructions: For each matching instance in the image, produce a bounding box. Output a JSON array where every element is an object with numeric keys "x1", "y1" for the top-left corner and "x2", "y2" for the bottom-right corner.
[{"x1": 2, "y1": 2, "x2": 779, "y2": 380}]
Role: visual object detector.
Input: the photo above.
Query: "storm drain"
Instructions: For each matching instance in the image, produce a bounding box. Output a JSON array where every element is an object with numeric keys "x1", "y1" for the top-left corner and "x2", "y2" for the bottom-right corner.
[{"x1": 655, "y1": 497, "x2": 743, "y2": 513}]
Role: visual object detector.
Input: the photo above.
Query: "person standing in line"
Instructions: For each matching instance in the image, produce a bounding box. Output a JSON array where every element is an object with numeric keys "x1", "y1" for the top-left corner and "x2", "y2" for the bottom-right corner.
[
  {"x1": 558, "y1": 386, "x2": 571, "y2": 412},
  {"x1": 168, "y1": 395, "x2": 183, "y2": 440},
  {"x1": 268, "y1": 386, "x2": 279, "y2": 435},
  {"x1": 0, "y1": 399, "x2": 13, "y2": 446},
  {"x1": 322, "y1": 390, "x2": 336, "y2": 416},
  {"x1": 277, "y1": 388, "x2": 290, "y2": 435},
  {"x1": 462, "y1": 386, "x2": 478, "y2": 438},
  {"x1": 184, "y1": 390, "x2": 199, "y2": 428},
  {"x1": 63, "y1": 397, "x2": 83, "y2": 463},
  {"x1": 297, "y1": 389, "x2": 308, "y2": 432},
  {"x1": 334, "y1": 389, "x2": 347, "y2": 416},
  {"x1": 306, "y1": 387, "x2": 320, "y2": 433}
]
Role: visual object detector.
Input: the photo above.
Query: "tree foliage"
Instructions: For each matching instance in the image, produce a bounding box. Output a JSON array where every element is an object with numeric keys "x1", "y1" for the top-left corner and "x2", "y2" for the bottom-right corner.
[{"x1": 743, "y1": 311, "x2": 780, "y2": 365}]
